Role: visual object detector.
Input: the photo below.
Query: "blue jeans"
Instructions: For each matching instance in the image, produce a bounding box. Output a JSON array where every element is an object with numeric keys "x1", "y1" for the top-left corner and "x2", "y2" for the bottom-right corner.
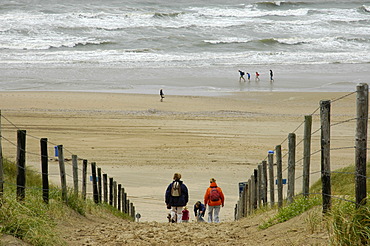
[{"x1": 207, "y1": 205, "x2": 221, "y2": 223}]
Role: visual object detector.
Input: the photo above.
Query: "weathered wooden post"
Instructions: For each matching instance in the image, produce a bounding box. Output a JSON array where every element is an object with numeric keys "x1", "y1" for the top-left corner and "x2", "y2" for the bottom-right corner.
[
  {"x1": 40, "y1": 138, "x2": 49, "y2": 204},
  {"x1": 257, "y1": 164, "x2": 262, "y2": 208},
  {"x1": 97, "y1": 168, "x2": 102, "y2": 203},
  {"x1": 103, "y1": 174, "x2": 108, "y2": 203},
  {"x1": 287, "y1": 133, "x2": 296, "y2": 204},
  {"x1": 57, "y1": 145, "x2": 68, "y2": 202},
  {"x1": 355, "y1": 83, "x2": 368, "y2": 207},
  {"x1": 72, "y1": 155, "x2": 78, "y2": 196},
  {"x1": 118, "y1": 184, "x2": 122, "y2": 211},
  {"x1": 248, "y1": 178, "x2": 252, "y2": 214},
  {"x1": 268, "y1": 151, "x2": 275, "y2": 207},
  {"x1": 0, "y1": 110, "x2": 3, "y2": 205},
  {"x1": 253, "y1": 169, "x2": 258, "y2": 209},
  {"x1": 109, "y1": 177, "x2": 113, "y2": 206},
  {"x1": 276, "y1": 145, "x2": 283, "y2": 209},
  {"x1": 320, "y1": 100, "x2": 331, "y2": 213},
  {"x1": 113, "y1": 181, "x2": 117, "y2": 208},
  {"x1": 243, "y1": 183, "x2": 248, "y2": 216},
  {"x1": 262, "y1": 160, "x2": 268, "y2": 206},
  {"x1": 91, "y1": 162, "x2": 99, "y2": 204},
  {"x1": 16, "y1": 130, "x2": 26, "y2": 202},
  {"x1": 130, "y1": 202, "x2": 135, "y2": 219},
  {"x1": 122, "y1": 187, "x2": 126, "y2": 213},
  {"x1": 82, "y1": 159, "x2": 87, "y2": 200},
  {"x1": 124, "y1": 192, "x2": 129, "y2": 213},
  {"x1": 303, "y1": 115, "x2": 312, "y2": 198}
]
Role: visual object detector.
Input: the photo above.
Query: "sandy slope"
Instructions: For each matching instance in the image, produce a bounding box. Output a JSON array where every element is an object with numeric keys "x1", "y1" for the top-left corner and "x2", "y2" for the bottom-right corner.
[{"x1": 56, "y1": 206, "x2": 329, "y2": 246}]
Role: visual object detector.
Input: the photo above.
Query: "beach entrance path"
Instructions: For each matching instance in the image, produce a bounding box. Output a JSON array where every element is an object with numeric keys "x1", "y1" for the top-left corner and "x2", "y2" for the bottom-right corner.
[{"x1": 56, "y1": 206, "x2": 328, "y2": 245}]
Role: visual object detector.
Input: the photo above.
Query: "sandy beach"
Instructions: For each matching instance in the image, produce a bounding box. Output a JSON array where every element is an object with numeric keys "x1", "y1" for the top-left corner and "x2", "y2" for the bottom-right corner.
[{"x1": 0, "y1": 90, "x2": 359, "y2": 222}]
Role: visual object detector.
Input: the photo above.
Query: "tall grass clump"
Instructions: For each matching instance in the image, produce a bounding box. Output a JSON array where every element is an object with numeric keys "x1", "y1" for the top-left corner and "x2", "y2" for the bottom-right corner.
[
  {"x1": 328, "y1": 198, "x2": 370, "y2": 245},
  {"x1": 259, "y1": 195, "x2": 321, "y2": 229}
]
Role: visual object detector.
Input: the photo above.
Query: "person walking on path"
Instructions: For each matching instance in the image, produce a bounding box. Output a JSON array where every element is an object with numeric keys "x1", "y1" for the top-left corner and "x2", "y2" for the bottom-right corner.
[
  {"x1": 159, "y1": 88, "x2": 165, "y2": 102},
  {"x1": 270, "y1": 69, "x2": 274, "y2": 82},
  {"x1": 182, "y1": 207, "x2": 190, "y2": 223},
  {"x1": 238, "y1": 70, "x2": 246, "y2": 82},
  {"x1": 194, "y1": 201, "x2": 206, "y2": 222},
  {"x1": 165, "y1": 173, "x2": 189, "y2": 223},
  {"x1": 204, "y1": 178, "x2": 224, "y2": 223}
]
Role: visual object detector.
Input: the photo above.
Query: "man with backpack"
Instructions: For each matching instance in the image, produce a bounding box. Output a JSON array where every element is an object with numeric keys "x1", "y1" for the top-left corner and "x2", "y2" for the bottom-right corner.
[
  {"x1": 165, "y1": 173, "x2": 189, "y2": 223},
  {"x1": 204, "y1": 178, "x2": 225, "y2": 223}
]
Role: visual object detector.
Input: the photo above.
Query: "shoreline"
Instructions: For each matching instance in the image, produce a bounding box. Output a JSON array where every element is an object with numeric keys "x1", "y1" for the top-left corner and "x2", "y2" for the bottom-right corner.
[{"x1": 0, "y1": 90, "x2": 359, "y2": 222}]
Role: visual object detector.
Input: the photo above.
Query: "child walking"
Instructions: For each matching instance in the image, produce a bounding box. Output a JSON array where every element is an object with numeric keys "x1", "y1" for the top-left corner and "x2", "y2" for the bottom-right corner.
[{"x1": 182, "y1": 207, "x2": 190, "y2": 223}]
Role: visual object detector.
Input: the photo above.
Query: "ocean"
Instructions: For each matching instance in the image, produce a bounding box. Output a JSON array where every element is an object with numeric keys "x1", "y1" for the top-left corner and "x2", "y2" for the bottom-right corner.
[{"x1": 0, "y1": 0, "x2": 369, "y2": 95}]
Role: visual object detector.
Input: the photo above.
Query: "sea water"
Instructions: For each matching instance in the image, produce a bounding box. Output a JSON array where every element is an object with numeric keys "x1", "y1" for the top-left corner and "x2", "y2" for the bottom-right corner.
[{"x1": 0, "y1": 0, "x2": 369, "y2": 95}]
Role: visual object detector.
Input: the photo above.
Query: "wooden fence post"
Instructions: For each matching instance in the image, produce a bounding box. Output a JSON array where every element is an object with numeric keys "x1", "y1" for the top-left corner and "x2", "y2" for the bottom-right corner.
[
  {"x1": 109, "y1": 177, "x2": 113, "y2": 206},
  {"x1": 320, "y1": 100, "x2": 331, "y2": 213},
  {"x1": 114, "y1": 181, "x2": 117, "y2": 208},
  {"x1": 268, "y1": 152, "x2": 275, "y2": 207},
  {"x1": 276, "y1": 145, "x2": 283, "y2": 209},
  {"x1": 257, "y1": 164, "x2": 262, "y2": 208},
  {"x1": 82, "y1": 159, "x2": 87, "y2": 200},
  {"x1": 40, "y1": 138, "x2": 49, "y2": 204},
  {"x1": 16, "y1": 130, "x2": 26, "y2": 202},
  {"x1": 248, "y1": 178, "x2": 252, "y2": 214},
  {"x1": 125, "y1": 192, "x2": 130, "y2": 214},
  {"x1": 97, "y1": 168, "x2": 102, "y2": 203},
  {"x1": 262, "y1": 161, "x2": 268, "y2": 206},
  {"x1": 355, "y1": 83, "x2": 368, "y2": 207},
  {"x1": 130, "y1": 202, "x2": 135, "y2": 219},
  {"x1": 57, "y1": 145, "x2": 68, "y2": 202},
  {"x1": 91, "y1": 162, "x2": 99, "y2": 204},
  {"x1": 118, "y1": 184, "x2": 122, "y2": 211},
  {"x1": 72, "y1": 155, "x2": 78, "y2": 196},
  {"x1": 122, "y1": 187, "x2": 126, "y2": 213},
  {"x1": 103, "y1": 174, "x2": 108, "y2": 203},
  {"x1": 121, "y1": 187, "x2": 125, "y2": 213},
  {"x1": 287, "y1": 133, "x2": 296, "y2": 204},
  {"x1": 0, "y1": 110, "x2": 3, "y2": 205},
  {"x1": 303, "y1": 115, "x2": 312, "y2": 198},
  {"x1": 253, "y1": 169, "x2": 258, "y2": 209},
  {"x1": 243, "y1": 183, "x2": 248, "y2": 216}
]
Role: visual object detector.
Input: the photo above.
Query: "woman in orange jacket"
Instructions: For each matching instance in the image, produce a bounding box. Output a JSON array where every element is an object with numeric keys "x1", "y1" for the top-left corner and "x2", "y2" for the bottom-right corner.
[{"x1": 204, "y1": 178, "x2": 224, "y2": 223}]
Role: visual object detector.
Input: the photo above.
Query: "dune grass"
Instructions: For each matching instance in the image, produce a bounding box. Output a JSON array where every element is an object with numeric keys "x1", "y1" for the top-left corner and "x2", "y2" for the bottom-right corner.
[
  {"x1": 0, "y1": 158, "x2": 132, "y2": 245},
  {"x1": 259, "y1": 162, "x2": 369, "y2": 245}
]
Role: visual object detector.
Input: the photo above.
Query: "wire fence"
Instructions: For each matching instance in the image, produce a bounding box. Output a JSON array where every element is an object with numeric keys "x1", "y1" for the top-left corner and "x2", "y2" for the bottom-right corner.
[
  {"x1": 235, "y1": 84, "x2": 369, "y2": 220},
  {"x1": 0, "y1": 113, "x2": 137, "y2": 220}
]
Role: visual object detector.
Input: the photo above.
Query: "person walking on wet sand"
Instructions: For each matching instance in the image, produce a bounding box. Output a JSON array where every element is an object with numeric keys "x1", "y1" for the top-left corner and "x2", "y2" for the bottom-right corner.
[
  {"x1": 246, "y1": 72, "x2": 251, "y2": 82},
  {"x1": 238, "y1": 70, "x2": 246, "y2": 82},
  {"x1": 165, "y1": 173, "x2": 189, "y2": 223},
  {"x1": 204, "y1": 178, "x2": 224, "y2": 223},
  {"x1": 270, "y1": 69, "x2": 274, "y2": 82},
  {"x1": 255, "y1": 72, "x2": 260, "y2": 82},
  {"x1": 160, "y1": 89, "x2": 164, "y2": 102}
]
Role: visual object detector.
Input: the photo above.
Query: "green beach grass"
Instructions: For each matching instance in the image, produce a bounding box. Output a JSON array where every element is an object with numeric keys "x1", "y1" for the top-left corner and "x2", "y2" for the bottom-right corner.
[{"x1": 0, "y1": 158, "x2": 132, "y2": 245}]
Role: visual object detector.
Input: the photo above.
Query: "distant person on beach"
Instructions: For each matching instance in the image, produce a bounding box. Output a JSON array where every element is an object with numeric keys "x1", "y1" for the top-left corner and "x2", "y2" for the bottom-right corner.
[
  {"x1": 165, "y1": 173, "x2": 189, "y2": 223},
  {"x1": 246, "y1": 72, "x2": 251, "y2": 82},
  {"x1": 255, "y1": 72, "x2": 260, "y2": 82},
  {"x1": 194, "y1": 201, "x2": 206, "y2": 222},
  {"x1": 238, "y1": 70, "x2": 246, "y2": 82},
  {"x1": 182, "y1": 207, "x2": 190, "y2": 223},
  {"x1": 160, "y1": 89, "x2": 164, "y2": 102},
  {"x1": 270, "y1": 70, "x2": 274, "y2": 82},
  {"x1": 204, "y1": 178, "x2": 225, "y2": 223}
]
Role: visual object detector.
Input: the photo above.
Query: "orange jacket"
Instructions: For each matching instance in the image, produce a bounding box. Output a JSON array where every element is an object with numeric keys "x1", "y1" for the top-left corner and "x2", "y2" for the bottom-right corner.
[{"x1": 204, "y1": 182, "x2": 224, "y2": 206}]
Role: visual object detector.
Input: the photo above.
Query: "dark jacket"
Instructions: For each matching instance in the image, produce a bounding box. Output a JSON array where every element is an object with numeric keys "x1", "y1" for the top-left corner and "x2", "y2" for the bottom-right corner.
[
  {"x1": 194, "y1": 202, "x2": 206, "y2": 216},
  {"x1": 165, "y1": 180, "x2": 189, "y2": 207}
]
